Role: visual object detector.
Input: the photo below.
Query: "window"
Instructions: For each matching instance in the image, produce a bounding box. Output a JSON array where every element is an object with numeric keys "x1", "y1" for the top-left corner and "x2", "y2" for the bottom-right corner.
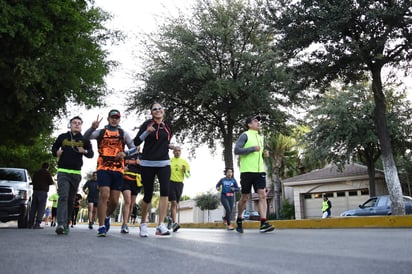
[
  {"x1": 363, "y1": 198, "x2": 377, "y2": 208},
  {"x1": 303, "y1": 193, "x2": 312, "y2": 199},
  {"x1": 360, "y1": 189, "x2": 369, "y2": 195},
  {"x1": 0, "y1": 169, "x2": 25, "y2": 182},
  {"x1": 376, "y1": 196, "x2": 388, "y2": 207}
]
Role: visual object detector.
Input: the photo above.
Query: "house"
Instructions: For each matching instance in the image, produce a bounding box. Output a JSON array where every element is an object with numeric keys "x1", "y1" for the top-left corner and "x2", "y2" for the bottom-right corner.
[
  {"x1": 177, "y1": 199, "x2": 226, "y2": 223},
  {"x1": 282, "y1": 163, "x2": 387, "y2": 219}
]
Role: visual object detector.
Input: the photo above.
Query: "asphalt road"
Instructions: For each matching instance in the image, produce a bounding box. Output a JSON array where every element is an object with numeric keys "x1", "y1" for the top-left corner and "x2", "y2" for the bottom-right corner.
[{"x1": 0, "y1": 222, "x2": 411, "y2": 274}]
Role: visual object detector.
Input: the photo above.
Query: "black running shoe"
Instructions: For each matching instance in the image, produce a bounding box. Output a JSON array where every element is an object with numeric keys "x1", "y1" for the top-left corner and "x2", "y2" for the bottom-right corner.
[
  {"x1": 104, "y1": 217, "x2": 110, "y2": 232},
  {"x1": 167, "y1": 216, "x2": 173, "y2": 230},
  {"x1": 172, "y1": 223, "x2": 181, "y2": 232},
  {"x1": 259, "y1": 222, "x2": 275, "y2": 233},
  {"x1": 55, "y1": 225, "x2": 65, "y2": 235},
  {"x1": 236, "y1": 219, "x2": 243, "y2": 233}
]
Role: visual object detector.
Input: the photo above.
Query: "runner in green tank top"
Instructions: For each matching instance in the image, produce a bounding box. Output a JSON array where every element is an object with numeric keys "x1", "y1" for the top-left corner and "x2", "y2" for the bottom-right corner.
[{"x1": 234, "y1": 115, "x2": 274, "y2": 233}]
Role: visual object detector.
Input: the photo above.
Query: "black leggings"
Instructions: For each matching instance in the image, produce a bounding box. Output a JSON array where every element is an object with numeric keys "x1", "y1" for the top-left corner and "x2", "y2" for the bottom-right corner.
[
  {"x1": 141, "y1": 166, "x2": 171, "y2": 203},
  {"x1": 71, "y1": 207, "x2": 79, "y2": 225}
]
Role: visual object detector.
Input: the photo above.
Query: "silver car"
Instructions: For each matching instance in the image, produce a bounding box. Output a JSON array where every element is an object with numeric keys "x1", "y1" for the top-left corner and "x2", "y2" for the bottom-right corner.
[{"x1": 340, "y1": 195, "x2": 412, "y2": 216}]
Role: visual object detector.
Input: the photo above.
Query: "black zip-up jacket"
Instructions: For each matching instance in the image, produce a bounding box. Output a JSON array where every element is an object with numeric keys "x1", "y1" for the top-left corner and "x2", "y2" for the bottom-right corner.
[
  {"x1": 32, "y1": 168, "x2": 54, "y2": 192},
  {"x1": 52, "y1": 131, "x2": 94, "y2": 170},
  {"x1": 134, "y1": 119, "x2": 172, "y2": 161}
]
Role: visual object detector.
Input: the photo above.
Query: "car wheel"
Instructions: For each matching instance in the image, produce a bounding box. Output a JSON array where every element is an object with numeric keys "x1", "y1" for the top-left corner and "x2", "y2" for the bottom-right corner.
[{"x1": 18, "y1": 205, "x2": 30, "y2": 229}]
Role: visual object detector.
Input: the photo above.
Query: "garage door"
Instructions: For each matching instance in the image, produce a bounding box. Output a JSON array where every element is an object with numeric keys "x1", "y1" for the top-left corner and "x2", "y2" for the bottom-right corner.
[{"x1": 303, "y1": 190, "x2": 370, "y2": 219}]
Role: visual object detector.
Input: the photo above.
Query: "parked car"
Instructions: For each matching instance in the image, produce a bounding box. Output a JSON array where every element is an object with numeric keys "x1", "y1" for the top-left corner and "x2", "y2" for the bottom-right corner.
[
  {"x1": 242, "y1": 210, "x2": 260, "y2": 221},
  {"x1": 340, "y1": 195, "x2": 412, "y2": 216},
  {"x1": 0, "y1": 168, "x2": 32, "y2": 228}
]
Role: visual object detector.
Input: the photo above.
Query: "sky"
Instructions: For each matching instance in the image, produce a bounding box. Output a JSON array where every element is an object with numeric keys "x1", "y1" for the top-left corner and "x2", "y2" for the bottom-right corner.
[{"x1": 53, "y1": 0, "x2": 227, "y2": 197}]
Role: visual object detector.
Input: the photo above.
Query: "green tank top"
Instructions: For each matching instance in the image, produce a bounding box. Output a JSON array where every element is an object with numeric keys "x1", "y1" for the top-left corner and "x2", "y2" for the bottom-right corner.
[{"x1": 239, "y1": 130, "x2": 265, "y2": 173}]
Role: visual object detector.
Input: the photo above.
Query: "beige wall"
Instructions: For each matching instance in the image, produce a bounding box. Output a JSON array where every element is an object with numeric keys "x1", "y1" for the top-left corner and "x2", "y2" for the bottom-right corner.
[{"x1": 177, "y1": 200, "x2": 227, "y2": 223}]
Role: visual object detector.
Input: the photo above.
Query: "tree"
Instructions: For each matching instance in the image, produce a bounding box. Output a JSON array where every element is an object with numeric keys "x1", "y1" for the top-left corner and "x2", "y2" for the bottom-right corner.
[
  {"x1": 0, "y1": 134, "x2": 57, "y2": 176},
  {"x1": 397, "y1": 151, "x2": 412, "y2": 197},
  {"x1": 0, "y1": 0, "x2": 118, "y2": 146},
  {"x1": 128, "y1": 0, "x2": 289, "y2": 169},
  {"x1": 305, "y1": 82, "x2": 412, "y2": 197},
  {"x1": 194, "y1": 192, "x2": 220, "y2": 223},
  {"x1": 265, "y1": 0, "x2": 412, "y2": 214},
  {"x1": 265, "y1": 133, "x2": 296, "y2": 219},
  {"x1": 180, "y1": 195, "x2": 191, "y2": 201}
]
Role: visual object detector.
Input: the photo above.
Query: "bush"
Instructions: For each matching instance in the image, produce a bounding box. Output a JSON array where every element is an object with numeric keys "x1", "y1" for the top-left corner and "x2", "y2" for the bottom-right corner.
[
  {"x1": 267, "y1": 212, "x2": 277, "y2": 220},
  {"x1": 279, "y1": 199, "x2": 295, "y2": 220}
]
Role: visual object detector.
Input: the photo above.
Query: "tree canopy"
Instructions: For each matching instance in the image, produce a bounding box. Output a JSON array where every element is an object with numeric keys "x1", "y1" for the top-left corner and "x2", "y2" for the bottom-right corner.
[
  {"x1": 304, "y1": 82, "x2": 412, "y2": 196},
  {"x1": 0, "y1": 0, "x2": 117, "y2": 146},
  {"x1": 128, "y1": 0, "x2": 291, "y2": 168},
  {"x1": 264, "y1": 0, "x2": 412, "y2": 214}
]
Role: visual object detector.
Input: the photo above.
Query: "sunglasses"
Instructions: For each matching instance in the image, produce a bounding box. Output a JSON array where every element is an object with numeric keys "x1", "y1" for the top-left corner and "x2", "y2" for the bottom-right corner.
[{"x1": 151, "y1": 107, "x2": 163, "y2": 111}]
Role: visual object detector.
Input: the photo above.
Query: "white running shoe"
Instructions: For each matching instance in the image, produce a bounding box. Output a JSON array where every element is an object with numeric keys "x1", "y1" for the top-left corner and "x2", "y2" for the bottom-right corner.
[
  {"x1": 139, "y1": 223, "x2": 148, "y2": 237},
  {"x1": 156, "y1": 223, "x2": 171, "y2": 236}
]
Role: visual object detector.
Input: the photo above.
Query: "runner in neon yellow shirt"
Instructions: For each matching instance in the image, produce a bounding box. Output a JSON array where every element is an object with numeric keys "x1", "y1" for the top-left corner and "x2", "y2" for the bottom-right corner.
[{"x1": 167, "y1": 146, "x2": 190, "y2": 232}]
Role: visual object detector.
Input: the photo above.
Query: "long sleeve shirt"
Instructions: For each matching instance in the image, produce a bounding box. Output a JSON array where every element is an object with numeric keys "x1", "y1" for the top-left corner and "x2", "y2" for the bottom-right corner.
[{"x1": 52, "y1": 131, "x2": 94, "y2": 171}]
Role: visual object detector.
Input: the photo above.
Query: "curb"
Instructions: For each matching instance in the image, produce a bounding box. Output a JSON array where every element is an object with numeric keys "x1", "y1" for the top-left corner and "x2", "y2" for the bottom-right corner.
[{"x1": 102, "y1": 216, "x2": 412, "y2": 229}]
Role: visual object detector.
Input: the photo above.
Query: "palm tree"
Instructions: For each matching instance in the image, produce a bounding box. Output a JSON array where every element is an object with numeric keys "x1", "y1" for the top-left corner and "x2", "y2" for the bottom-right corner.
[{"x1": 265, "y1": 133, "x2": 296, "y2": 219}]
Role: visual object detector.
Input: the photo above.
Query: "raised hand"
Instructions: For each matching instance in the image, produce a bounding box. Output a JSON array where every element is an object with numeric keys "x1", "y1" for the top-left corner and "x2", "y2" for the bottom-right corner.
[{"x1": 92, "y1": 114, "x2": 103, "y2": 129}]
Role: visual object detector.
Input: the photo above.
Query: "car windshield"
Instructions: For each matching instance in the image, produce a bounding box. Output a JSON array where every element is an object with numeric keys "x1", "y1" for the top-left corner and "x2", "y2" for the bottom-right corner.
[{"x1": 0, "y1": 169, "x2": 26, "y2": 182}]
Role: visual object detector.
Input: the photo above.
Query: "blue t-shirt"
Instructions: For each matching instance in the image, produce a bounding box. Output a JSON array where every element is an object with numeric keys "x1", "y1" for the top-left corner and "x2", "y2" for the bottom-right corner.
[{"x1": 216, "y1": 177, "x2": 239, "y2": 194}]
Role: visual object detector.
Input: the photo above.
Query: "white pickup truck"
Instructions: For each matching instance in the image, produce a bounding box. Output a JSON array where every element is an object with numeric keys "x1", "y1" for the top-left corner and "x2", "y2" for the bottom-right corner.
[{"x1": 0, "y1": 167, "x2": 32, "y2": 228}]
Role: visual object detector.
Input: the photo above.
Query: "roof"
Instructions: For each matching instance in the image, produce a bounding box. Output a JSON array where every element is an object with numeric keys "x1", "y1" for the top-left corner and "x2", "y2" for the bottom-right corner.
[{"x1": 282, "y1": 163, "x2": 384, "y2": 186}]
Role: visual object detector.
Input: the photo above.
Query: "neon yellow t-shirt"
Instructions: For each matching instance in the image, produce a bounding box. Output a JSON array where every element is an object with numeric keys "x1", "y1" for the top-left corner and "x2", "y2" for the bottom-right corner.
[
  {"x1": 170, "y1": 157, "x2": 190, "y2": 182},
  {"x1": 48, "y1": 193, "x2": 59, "y2": 208}
]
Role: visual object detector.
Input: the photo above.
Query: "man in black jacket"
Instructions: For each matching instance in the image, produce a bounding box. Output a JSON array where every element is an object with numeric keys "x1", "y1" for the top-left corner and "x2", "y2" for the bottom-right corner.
[
  {"x1": 52, "y1": 116, "x2": 94, "y2": 235},
  {"x1": 28, "y1": 162, "x2": 55, "y2": 229}
]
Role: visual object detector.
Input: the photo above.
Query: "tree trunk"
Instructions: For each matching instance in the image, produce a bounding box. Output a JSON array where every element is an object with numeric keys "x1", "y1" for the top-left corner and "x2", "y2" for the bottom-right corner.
[
  {"x1": 274, "y1": 166, "x2": 281, "y2": 219},
  {"x1": 223, "y1": 125, "x2": 234, "y2": 169},
  {"x1": 366, "y1": 159, "x2": 376, "y2": 197},
  {"x1": 371, "y1": 66, "x2": 405, "y2": 215}
]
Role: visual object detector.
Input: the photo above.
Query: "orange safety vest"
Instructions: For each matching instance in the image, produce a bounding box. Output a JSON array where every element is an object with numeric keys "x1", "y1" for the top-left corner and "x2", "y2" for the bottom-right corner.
[{"x1": 97, "y1": 129, "x2": 125, "y2": 173}]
